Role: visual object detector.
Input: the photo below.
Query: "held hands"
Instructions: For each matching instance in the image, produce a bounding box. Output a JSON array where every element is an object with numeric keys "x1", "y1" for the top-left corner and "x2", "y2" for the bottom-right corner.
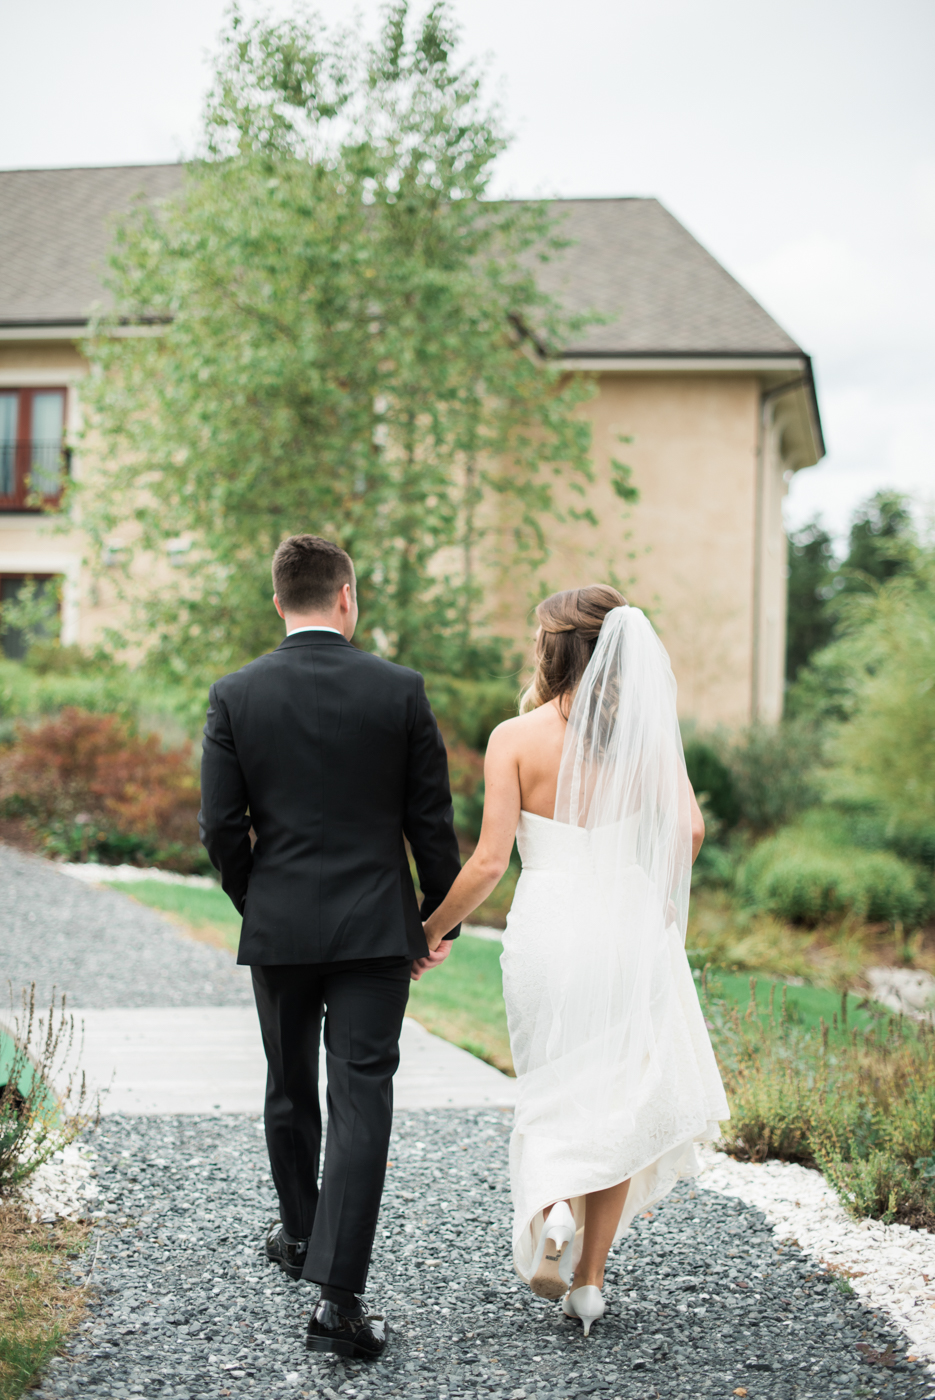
[{"x1": 410, "y1": 933, "x2": 453, "y2": 982}]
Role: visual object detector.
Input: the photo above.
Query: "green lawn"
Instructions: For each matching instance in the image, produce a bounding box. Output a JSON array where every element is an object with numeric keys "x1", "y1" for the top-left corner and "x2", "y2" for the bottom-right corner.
[
  {"x1": 408, "y1": 935, "x2": 511, "y2": 1072},
  {"x1": 703, "y1": 969, "x2": 885, "y2": 1036}
]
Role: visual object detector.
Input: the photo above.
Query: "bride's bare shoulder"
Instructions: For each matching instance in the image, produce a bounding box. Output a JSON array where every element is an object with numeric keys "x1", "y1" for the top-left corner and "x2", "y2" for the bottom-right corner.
[{"x1": 487, "y1": 703, "x2": 562, "y2": 754}]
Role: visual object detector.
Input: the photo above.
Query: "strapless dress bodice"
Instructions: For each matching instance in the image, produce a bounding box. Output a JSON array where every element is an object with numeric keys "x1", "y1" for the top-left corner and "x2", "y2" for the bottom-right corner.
[
  {"x1": 515, "y1": 810, "x2": 641, "y2": 874},
  {"x1": 515, "y1": 810, "x2": 590, "y2": 872}
]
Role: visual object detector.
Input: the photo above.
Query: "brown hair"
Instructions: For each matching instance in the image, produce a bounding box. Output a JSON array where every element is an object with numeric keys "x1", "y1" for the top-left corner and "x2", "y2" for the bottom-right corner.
[
  {"x1": 520, "y1": 584, "x2": 626, "y2": 716},
  {"x1": 271, "y1": 534, "x2": 355, "y2": 614}
]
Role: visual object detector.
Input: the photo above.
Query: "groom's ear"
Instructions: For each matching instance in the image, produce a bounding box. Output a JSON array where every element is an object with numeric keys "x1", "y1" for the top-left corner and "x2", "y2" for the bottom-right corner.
[{"x1": 273, "y1": 593, "x2": 286, "y2": 621}]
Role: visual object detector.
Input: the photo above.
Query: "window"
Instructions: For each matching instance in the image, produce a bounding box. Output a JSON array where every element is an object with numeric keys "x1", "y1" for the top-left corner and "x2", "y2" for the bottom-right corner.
[
  {"x1": 0, "y1": 388, "x2": 69, "y2": 510},
  {"x1": 0, "y1": 574, "x2": 59, "y2": 660}
]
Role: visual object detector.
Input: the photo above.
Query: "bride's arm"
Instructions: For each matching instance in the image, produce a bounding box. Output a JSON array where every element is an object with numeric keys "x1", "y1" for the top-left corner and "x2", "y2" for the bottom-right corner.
[
  {"x1": 689, "y1": 782, "x2": 705, "y2": 863},
  {"x1": 423, "y1": 723, "x2": 521, "y2": 950}
]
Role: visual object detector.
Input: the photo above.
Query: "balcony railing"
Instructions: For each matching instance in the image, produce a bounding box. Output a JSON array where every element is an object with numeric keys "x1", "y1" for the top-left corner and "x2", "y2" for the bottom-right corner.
[{"x1": 0, "y1": 440, "x2": 72, "y2": 511}]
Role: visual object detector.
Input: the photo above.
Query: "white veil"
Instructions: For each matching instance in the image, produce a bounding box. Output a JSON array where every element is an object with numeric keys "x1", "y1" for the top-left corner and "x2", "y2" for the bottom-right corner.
[{"x1": 512, "y1": 605, "x2": 693, "y2": 1144}]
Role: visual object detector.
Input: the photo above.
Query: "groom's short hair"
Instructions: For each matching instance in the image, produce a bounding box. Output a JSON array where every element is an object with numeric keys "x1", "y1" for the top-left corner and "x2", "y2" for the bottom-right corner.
[{"x1": 272, "y1": 535, "x2": 355, "y2": 613}]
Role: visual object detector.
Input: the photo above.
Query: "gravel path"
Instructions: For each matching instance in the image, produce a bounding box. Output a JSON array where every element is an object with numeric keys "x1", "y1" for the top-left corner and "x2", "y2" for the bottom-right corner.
[
  {"x1": 6, "y1": 846, "x2": 934, "y2": 1397},
  {"x1": 0, "y1": 846, "x2": 251, "y2": 1009},
  {"x1": 34, "y1": 1111, "x2": 934, "y2": 1400}
]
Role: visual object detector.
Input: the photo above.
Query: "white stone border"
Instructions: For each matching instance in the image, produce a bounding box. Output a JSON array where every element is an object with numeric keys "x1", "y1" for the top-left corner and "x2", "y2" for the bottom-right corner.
[{"x1": 58, "y1": 863, "x2": 218, "y2": 889}]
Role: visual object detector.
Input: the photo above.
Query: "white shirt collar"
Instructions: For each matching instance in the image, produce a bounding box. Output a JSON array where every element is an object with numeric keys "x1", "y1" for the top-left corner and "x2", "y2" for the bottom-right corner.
[{"x1": 286, "y1": 625, "x2": 343, "y2": 637}]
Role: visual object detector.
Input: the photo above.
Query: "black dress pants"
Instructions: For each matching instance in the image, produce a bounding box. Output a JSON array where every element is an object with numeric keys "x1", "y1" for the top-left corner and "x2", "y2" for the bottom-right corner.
[{"x1": 250, "y1": 957, "x2": 410, "y2": 1294}]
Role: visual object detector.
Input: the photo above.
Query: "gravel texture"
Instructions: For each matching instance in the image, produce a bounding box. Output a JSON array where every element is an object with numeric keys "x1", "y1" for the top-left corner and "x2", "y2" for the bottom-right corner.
[
  {"x1": 0, "y1": 846, "x2": 252, "y2": 1009},
  {"x1": 700, "y1": 1148, "x2": 935, "y2": 1369},
  {"x1": 34, "y1": 1110, "x2": 934, "y2": 1400}
]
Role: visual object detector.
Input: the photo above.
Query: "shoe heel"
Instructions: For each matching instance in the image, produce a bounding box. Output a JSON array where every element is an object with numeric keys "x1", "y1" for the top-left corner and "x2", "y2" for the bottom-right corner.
[{"x1": 564, "y1": 1285, "x2": 605, "y2": 1338}]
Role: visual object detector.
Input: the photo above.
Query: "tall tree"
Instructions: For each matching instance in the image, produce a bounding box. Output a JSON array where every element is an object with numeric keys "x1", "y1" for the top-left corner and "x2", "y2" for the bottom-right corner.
[
  {"x1": 839, "y1": 490, "x2": 916, "y2": 595},
  {"x1": 79, "y1": 3, "x2": 594, "y2": 684},
  {"x1": 785, "y1": 517, "x2": 838, "y2": 682}
]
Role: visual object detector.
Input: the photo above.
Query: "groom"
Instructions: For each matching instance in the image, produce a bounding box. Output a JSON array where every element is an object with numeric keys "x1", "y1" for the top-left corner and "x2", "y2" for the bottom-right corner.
[{"x1": 199, "y1": 534, "x2": 461, "y2": 1359}]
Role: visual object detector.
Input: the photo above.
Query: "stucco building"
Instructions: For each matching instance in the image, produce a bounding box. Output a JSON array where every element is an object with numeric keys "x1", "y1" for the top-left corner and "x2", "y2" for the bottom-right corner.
[{"x1": 0, "y1": 164, "x2": 823, "y2": 727}]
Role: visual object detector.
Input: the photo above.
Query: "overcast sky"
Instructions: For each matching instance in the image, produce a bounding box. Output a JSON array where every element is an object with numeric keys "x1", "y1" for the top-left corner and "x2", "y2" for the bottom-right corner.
[{"x1": 2, "y1": 0, "x2": 932, "y2": 547}]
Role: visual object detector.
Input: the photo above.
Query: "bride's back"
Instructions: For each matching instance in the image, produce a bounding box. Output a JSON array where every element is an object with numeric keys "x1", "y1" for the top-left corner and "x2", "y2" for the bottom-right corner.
[
  {"x1": 493, "y1": 584, "x2": 628, "y2": 822},
  {"x1": 499, "y1": 702, "x2": 568, "y2": 821}
]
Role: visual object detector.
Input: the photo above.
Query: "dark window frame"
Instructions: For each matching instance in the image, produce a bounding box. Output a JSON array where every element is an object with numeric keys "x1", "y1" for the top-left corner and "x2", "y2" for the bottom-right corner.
[{"x1": 0, "y1": 386, "x2": 70, "y2": 512}]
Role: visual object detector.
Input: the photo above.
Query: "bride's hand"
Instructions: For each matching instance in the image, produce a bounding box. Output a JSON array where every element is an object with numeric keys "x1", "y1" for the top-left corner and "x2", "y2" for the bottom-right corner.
[
  {"x1": 423, "y1": 919, "x2": 446, "y2": 953},
  {"x1": 411, "y1": 937, "x2": 453, "y2": 981}
]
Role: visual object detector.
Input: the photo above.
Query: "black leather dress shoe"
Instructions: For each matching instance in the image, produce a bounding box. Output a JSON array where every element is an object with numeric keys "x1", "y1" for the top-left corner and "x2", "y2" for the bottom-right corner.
[
  {"x1": 265, "y1": 1223, "x2": 308, "y2": 1281},
  {"x1": 306, "y1": 1299, "x2": 387, "y2": 1358}
]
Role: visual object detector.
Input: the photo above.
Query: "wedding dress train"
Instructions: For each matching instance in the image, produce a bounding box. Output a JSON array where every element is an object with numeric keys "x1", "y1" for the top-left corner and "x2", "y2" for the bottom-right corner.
[{"x1": 499, "y1": 607, "x2": 730, "y2": 1285}]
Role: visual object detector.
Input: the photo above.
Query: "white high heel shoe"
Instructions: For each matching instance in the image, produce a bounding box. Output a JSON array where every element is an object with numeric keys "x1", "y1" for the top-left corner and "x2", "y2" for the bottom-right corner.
[
  {"x1": 562, "y1": 1284, "x2": 605, "y2": 1337},
  {"x1": 529, "y1": 1201, "x2": 576, "y2": 1299}
]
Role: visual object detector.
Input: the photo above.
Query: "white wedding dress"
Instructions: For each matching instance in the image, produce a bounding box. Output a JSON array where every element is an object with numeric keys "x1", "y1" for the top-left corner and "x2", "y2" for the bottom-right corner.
[{"x1": 499, "y1": 607, "x2": 730, "y2": 1284}]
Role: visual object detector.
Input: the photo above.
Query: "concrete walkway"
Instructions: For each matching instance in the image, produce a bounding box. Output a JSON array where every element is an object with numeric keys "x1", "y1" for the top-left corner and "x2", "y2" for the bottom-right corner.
[{"x1": 48, "y1": 1007, "x2": 516, "y2": 1115}]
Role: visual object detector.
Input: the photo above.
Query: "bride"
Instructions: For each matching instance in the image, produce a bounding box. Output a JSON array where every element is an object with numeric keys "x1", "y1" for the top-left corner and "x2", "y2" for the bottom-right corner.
[{"x1": 422, "y1": 585, "x2": 729, "y2": 1336}]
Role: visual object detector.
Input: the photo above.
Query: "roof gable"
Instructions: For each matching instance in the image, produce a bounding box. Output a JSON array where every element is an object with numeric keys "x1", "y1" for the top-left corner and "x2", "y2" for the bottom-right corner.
[{"x1": 532, "y1": 197, "x2": 800, "y2": 357}]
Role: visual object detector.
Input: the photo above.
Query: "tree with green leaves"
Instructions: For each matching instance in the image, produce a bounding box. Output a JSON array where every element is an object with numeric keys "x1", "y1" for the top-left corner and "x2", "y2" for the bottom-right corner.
[
  {"x1": 785, "y1": 517, "x2": 838, "y2": 682},
  {"x1": 838, "y1": 490, "x2": 917, "y2": 595},
  {"x1": 79, "y1": 3, "x2": 595, "y2": 686},
  {"x1": 828, "y1": 553, "x2": 935, "y2": 833}
]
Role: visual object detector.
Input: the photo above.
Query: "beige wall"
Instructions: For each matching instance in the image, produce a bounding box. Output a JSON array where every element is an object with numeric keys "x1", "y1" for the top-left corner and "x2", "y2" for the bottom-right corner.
[
  {"x1": 0, "y1": 341, "x2": 793, "y2": 728},
  {"x1": 490, "y1": 372, "x2": 773, "y2": 729}
]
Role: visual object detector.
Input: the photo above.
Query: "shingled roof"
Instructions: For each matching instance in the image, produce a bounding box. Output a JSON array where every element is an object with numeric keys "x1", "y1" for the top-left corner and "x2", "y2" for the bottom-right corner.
[
  {"x1": 0, "y1": 164, "x2": 804, "y2": 361},
  {"x1": 535, "y1": 197, "x2": 801, "y2": 357},
  {"x1": 0, "y1": 164, "x2": 186, "y2": 325}
]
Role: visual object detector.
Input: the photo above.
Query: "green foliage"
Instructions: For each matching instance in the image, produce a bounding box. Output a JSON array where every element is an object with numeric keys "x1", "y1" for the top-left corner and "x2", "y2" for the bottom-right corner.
[
  {"x1": 609, "y1": 454, "x2": 639, "y2": 504},
  {"x1": 683, "y1": 738, "x2": 740, "y2": 829},
  {"x1": 79, "y1": 3, "x2": 598, "y2": 686},
  {"x1": 0, "y1": 657, "x2": 208, "y2": 747},
  {"x1": 838, "y1": 490, "x2": 918, "y2": 595},
  {"x1": 725, "y1": 723, "x2": 822, "y2": 835},
  {"x1": 784, "y1": 489, "x2": 919, "y2": 698},
  {"x1": 707, "y1": 976, "x2": 935, "y2": 1228},
  {"x1": 0, "y1": 579, "x2": 60, "y2": 662},
  {"x1": 785, "y1": 518, "x2": 838, "y2": 682},
  {"x1": 423, "y1": 671, "x2": 517, "y2": 750},
  {"x1": 0, "y1": 708, "x2": 208, "y2": 872},
  {"x1": 824, "y1": 560, "x2": 935, "y2": 833},
  {"x1": 735, "y1": 808, "x2": 933, "y2": 929}
]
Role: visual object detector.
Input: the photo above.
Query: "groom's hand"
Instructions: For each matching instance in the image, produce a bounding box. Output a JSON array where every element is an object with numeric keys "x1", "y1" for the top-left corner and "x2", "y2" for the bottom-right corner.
[{"x1": 410, "y1": 938, "x2": 453, "y2": 982}]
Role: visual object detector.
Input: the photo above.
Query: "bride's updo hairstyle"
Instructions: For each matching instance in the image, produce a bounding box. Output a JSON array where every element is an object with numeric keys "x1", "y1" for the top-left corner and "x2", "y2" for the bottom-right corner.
[{"x1": 520, "y1": 584, "x2": 626, "y2": 716}]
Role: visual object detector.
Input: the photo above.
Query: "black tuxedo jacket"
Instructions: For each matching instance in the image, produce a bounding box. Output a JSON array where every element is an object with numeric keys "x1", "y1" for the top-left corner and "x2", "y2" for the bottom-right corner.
[{"x1": 199, "y1": 630, "x2": 462, "y2": 965}]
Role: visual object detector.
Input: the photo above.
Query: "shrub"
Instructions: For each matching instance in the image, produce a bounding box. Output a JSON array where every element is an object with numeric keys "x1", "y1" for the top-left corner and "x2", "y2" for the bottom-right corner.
[
  {"x1": 683, "y1": 739, "x2": 741, "y2": 829},
  {"x1": 725, "y1": 722, "x2": 822, "y2": 834},
  {"x1": 446, "y1": 741, "x2": 486, "y2": 843},
  {"x1": 1, "y1": 987, "x2": 96, "y2": 1197},
  {"x1": 736, "y1": 814, "x2": 931, "y2": 929},
  {"x1": 708, "y1": 976, "x2": 935, "y2": 1229},
  {"x1": 0, "y1": 707, "x2": 205, "y2": 871},
  {"x1": 424, "y1": 674, "x2": 518, "y2": 751},
  {"x1": 0, "y1": 656, "x2": 208, "y2": 744}
]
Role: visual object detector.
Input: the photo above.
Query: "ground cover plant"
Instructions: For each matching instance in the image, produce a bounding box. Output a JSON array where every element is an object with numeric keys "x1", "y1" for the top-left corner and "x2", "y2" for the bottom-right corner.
[
  {"x1": 0, "y1": 1206, "x2": 89, "y2": 1400},
  {"x1": 706, "y1": 972, "x2": 935, "y2": 1230}
]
